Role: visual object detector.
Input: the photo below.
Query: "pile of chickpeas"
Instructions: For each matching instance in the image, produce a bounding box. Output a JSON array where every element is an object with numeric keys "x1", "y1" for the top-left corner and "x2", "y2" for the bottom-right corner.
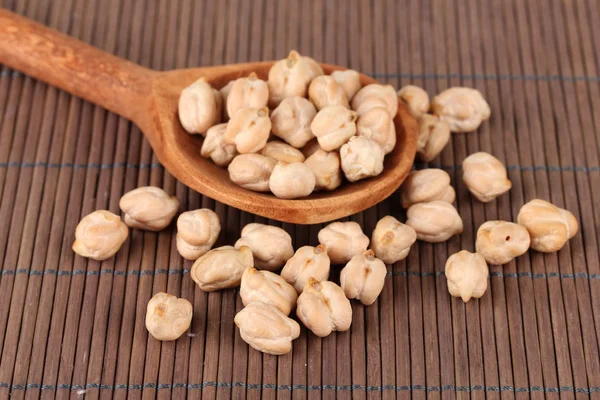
[{"x1": 71, "y1": 52, "x2": 579, "y2": 355}]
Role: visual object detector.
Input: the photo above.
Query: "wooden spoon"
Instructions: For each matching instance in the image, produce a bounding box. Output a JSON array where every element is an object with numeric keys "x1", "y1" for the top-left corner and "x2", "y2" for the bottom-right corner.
[{"x1": 0, "y1": 9, "x2": 417, "y2": 224}]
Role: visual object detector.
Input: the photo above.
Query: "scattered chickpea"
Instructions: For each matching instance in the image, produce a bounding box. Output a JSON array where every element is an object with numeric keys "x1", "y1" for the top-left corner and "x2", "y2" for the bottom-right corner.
[
  {"x1": 234, "y1": 223, "x2": 294, "y2": 271},
  {"x1": 462, "y1": 152, "x2": 512, "y2": 202},
  {"x1": 200, "y1": 123, "x2": 237, "y2": 167},
  {"x1": 145, "y1": 292, "x2": 193, "y2": 341},
  {"x1": 260, "y1": 140, "x2": 305, "y2": 163},
  {"x1": 318, "y1": 221, "x2": 370, "y2": 264},
  {"x1": 176, "y1": 209, "x2": 221, "y2": 261},
  {"x1": 356, "y1": 106, "x2": 392, "y2": 149},
  {"x1": 223, "y1": 107, "x2": 271, "y2": 154},
  {"x1": 417, "y1": 114, "x2": 450, "y2": 162},
  {"x1": 476, "y1": 221, "x2": 530, "y2": 265},
  {"x1": 517, "y1": 199, "x2": 578, "y2": 253},
  {"x1": 240, "y1": 267, "x2": 298, "y2": 315},
  {"x1": 340, "y1": 250, "x2": 387, "y2": 306},
  {"x1": 270, "y1": 96, "x2": 317, "y2": 148},
  {"x1": 119, "y1": 187, "x2": 179, "y2": 231},
  {"x1": 269, "y1": 161, "x2": 316, "y2": 199},
  {"x1": 296, "y1": 278, "x2": 352, "y2": 337},
  {"x1": 351, "y1": 84, "x2": 398, "y2": 118},
  {"x1": 308, "y1": 75, "x2": 350, "y2": 110},
  {"x1": 190, "y1": 245, "x2": 254, "y2": 291},
  {"x1": 281, "y1": 244, "x2": 331, "y2": 293},
  {"x1": 228, "y1": 154, "x2": 277, "y2": 192},
  {"x1": 234, "y1": 301, "x2": 301, "y2": 355},
  {"x1": 340, "y1": 136, "x2": 385, "y2": 182},
  {"x1": 406, "y1": 200, "x2": 463, "y2": 242},
  {"x1": 431, "y1": 87, "x2": 490, "y2": 133},
  {"x1": 268, "y1": 50, "x2": 321, "y2": 107},
  {"x1": 330, "y1": 69, "x2": 362, "y2": 100},
  {"x1": 226, "y1": 72, "x2": 269, "y2": 118},
  {"x1": 397, "y1": 85, "x2": 430, "y2": 118},
  {"x1": 72, "y1": 210, "x2": 128, "y2": 260},
  {"x1": 178, "y1": 77, "x2": 222, "y2": 135},
  {"x1": 311, "y1": 105, "x2": 358, "y2": 151},
  {"x1": 370, "y1": 216, "x2": 417, "y2": 264},
  {"x1": 304, "y1": 149, "x2": 342, "y2": 191},
  {"x1": 400, "y1": 169, "x2": 455, "y2": 208},
  {"x1": 445, "y1": 250, "x2": 489, "y2": 302}
]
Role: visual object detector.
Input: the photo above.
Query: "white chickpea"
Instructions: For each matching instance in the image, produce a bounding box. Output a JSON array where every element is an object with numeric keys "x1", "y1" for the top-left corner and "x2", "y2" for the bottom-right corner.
[
  {"x1": 431, "y1": 87, "x2": 491, "y2": 133},
  {"x1": 223, "y1": 107, "x2": 271, "y2": 154},
  {"x1": 517, "y1": 199, "x2": 578, "y2": 253},
  {"x1": 417, "y1": 114, "x2": 450, "y2": 162},
  {"x1": 260, "y1": 140, "x2": 305, "y2": 163},
  {"x1": 330, "y1": 69, "x2": 362, "y2": 100},
  {"x1": 268, "y1": 50, "x2": 321, "y2": 107},
  {"x1": 303, "y1": 55, "x2": 324, "y2": 77},
  {"x1": 239, "y1": 267, "x2": 298, "y2": 315},
  {"x1": 308, "y1": 75, "x2": 349, "y2": 110},
  {"x1": 382, "y1": 119, "x2": 397, "y2": 154},
  {"x1": 351, "y1": 84, "x2": 398, "y2": 118},
  {"x1": 356, "y1": 106, "x2": 392, "y2": 149},
  {"x1": 270, "y1": 97, "x2": 317, "y2": 148},
  {"x1": 190, "y1": 245, "x2": 254, "y2": 291},
  {"x1": 476, "y1": 221, "x2": 530, "y2": 265},
  {"x1": 304, "y1": 149, "x2": 342, "y2": 191},
  {"x1": 178, "y1": 77, "x2": 222, "y2": 135},
  {"x1": 281, "y1": 244, "x2": 331, "y2": 293},
  {"x1": 445, "y1": 250, "x2": 489, "y2": 302},
  {"x1": 145, "y1": 292, "x2": 193, "y2": 341},
  {"x1": 119, "y1": 187, "x2": 179, "y2": 231},
  {"x1": 397, "y1": 85, "x2": 430, "y2": 118},
  {"x1": 370, "y1": 216, "x2": 417, "y2": 264},
  {"x1": 311, "y1": 106, "x2": 358, "y2": 151},
  {"x1": 226, "y1": 72, "x2": 269, "y2": 118},
  {"x1": 269, "y1": 161, "x2": 316, "y2": 199},
  {"x1": 228, "y1": 154, "x2": 277, "y2": 192},
  {"x1": 234, "y1": 223, "x2": 294, "y2": 271},
  {"x1": 234, "y1": 301, "x2": 300, "y2": 355},
  {"x1": 462, "y1": 152, "x2": 512, "y2": 202},
  {"x1": 340, "y1": 250, "x2": 387, "y2": 305},
  {"x1": 400, "y1": 169, "x2": 456, "y2": 208},
  {"x1": 176, "y1": 209, "x2": 221, "y2": 261},
  {"x1": 296, "y1": 278, "x2": 352, "y2": 337},
  {"x1": 318, "y1": 221, "x2": 369, "y2": 264},
  {"x1": 340, "y1": 136, "x2": 385, "y2": 182},
  {"x1": 200, "y1": 123, "x2": 237, "y2": 167},
  {"x1": 72, "y1": 210, "x2": 128, "y2": 261},
  {"x1": 406, "y1": 201, "x2": 463, "y2": 243}
]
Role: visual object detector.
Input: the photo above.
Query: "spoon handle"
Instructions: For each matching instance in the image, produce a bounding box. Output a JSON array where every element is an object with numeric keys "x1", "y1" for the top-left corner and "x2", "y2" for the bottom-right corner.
[{"x1": 0, "y1": 8, "x2": 156, "y2": 124}]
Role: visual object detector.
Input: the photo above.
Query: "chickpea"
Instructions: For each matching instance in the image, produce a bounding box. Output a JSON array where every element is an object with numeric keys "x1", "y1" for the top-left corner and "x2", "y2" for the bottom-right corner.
[
  {"x1": 234, "y1": 223, "x2": 294, "y2": 271},
  {"x1": 304, "y1": 149, "x2": 342, "y2": 191},
  {"x1": 351, "y1": 84, "x2": 398, "y2": 118},
  {"x1": 281, "y1": 244, "x2": 331, "y2": 293},
  {"x1": 311, "y1": 105, "x2": 358, "y2": 151},
  {"x1": 72, "y1": 210, "x2": 128, "y2": 260},
  {"x1": 119, "y1": 187, "x2": 179, "y2": 231},
  {"x1": 476, "y1": 221, "x2": 530, "y2": 265},
  {"x1": 330, "y1": 69, "x2": 362, "y2": 100},
  {"x1": 382, "y1": 119, "x2": 397, "y2": 154},
  {"x1": 219, "y1": 81, "x2": 234, "y2": 120},
  {"x1": 240, "y1": 267, "x2": 298, "y2": 315},
  {"x1": 260, "y1": 140, "x2": 305, "y2": 163},
  {"x1": 301, "y1": 138, "x2": 324, "y2": 158},
  {"x1": 200, "y1": 123, "x2": 237, "y2": 167},
  {"x1": 318, "y1": 221, "x2": 369, "y2": 264},
  {"x1": 268, "y1": 50, "x2": 320, "y2": 107},
  {"x1": 397, "y1": 85, "x2": 430, "y2": 119},
  {"x1": 269, "y1": 161, "x2": 316, "y2": 199},
  {"x1": 353, "y1": 96, "x2": 389, "y2": 117},
  {"x1": 462, "y1": 152, "x2": 512, "y2": 202},
  {"x1": 517, "y1": 199, "x2": 578, "y2": 253},
  {"x1": 340, "y1": 250, "x2": 387, "y2": 305},
  {"x1": 296, "y1": 278, "x2": 352, "y2": 337},
  {"x1": 190, "y1": 245, "x2": 253, "y2": 291},
  {"x1": 145, "y1": 292, "x2": 193, "y2": 341},
  {"x1": 270, "y1": 96, "x2": 317, "y2": 148},
  {"x1": 445, "y1": 250, "x2": 488, "y2": 302},
  {"x1": 400, "y1": 169, "x2": 455, "y2": 208},
  {"x1": 178, "y1": 77, "x2": 222, "y2": 135},
  {"x1": 308, "y1": 76, "x2": 349, "y2": 110},
  {"x1": 234, "y1": 301, "x2": 300, "y2": 355},
  {"x1": 370, "y1": 216, "x2": 417, "y2": 264},
  {"x1": 340, "y1": 136, "x2": 385, "y2": 182},
  {"x1": 228, "y1": 154, "x2": 276, "y2": 192},
  {"x1": 223, "y1": 107, "x2": 271, "y2": 154},
  {"x1": 417, "y1": 114, "x2": 450, "y2": 162},
  {"x1": 406, "y1": 201, "x2": 463, "y2": 243},
  {"x1": 431, "y1": 87, "x2": 491, "y2": 133},
  {"x1": 176, "y1": 209, "x2": 221, "y2": 261},
  {"x1": 356, "y1": 106, "x2": 392, "y2": 149},
  {"x1": 226, "y1": 72, "x2": 269, "y2": 118},
  {"x1": 303, "y1": 55, "x2": 325, "y2": 77}
]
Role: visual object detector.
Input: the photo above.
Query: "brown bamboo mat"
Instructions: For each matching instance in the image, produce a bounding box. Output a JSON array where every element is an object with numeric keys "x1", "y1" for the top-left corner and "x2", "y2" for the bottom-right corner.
[{"x1": 1, "y1": 0, "x2": 600, "y2": 398}]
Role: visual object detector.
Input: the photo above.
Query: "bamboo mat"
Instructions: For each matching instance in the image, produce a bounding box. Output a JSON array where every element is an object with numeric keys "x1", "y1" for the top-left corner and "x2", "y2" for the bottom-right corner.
[{"x1": 1, "y1": 0, "x2": 600, "y2": 398}]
